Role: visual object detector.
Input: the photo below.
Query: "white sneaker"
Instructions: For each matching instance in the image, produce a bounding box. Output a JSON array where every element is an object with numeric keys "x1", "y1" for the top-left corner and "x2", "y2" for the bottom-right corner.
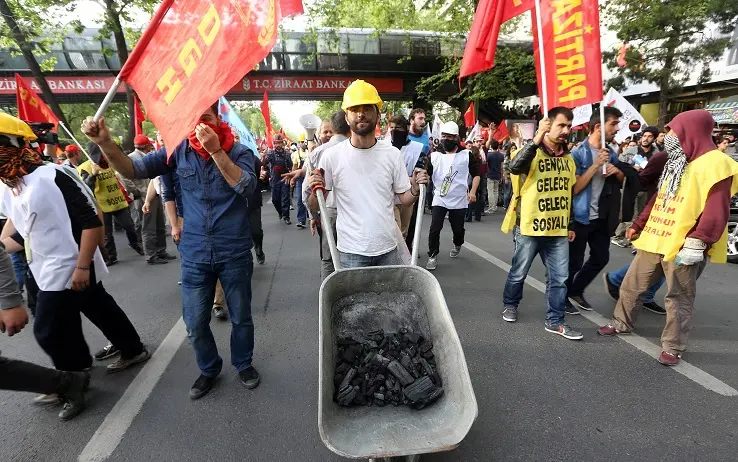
[
  {"x1": 450, "y1": 245, "x2": 461, "y2": 258},
  {"x1": 426, "y1": 256, "x2": 437, "y2": 271}
]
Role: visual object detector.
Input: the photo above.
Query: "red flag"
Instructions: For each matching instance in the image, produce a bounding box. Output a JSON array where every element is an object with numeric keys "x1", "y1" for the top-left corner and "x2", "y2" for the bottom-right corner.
[
  {"x1": 134, "y1": 94, "x2": 146, "y2": 137},
  {"x1": 459, "y1": 0, "x2": 533, "y2": 79},
  {"x1": 116, "y1": 0, "x2": 303, "y2": 155},
  {"x1": 532, "y1": 0, "x2": 603, "y2": 111},
  {"x1": 464, "y1": 103, "x2": 475, "y2": 128},
  {"x1": 14, "y1": 73, "x2": 60, "y2": 130},
  {"x1": 493, "y1": 120, "x2": 510, "y2": 142},
  {"x1": 261, "y1": 91, "x2": 274, "y2": 148}
]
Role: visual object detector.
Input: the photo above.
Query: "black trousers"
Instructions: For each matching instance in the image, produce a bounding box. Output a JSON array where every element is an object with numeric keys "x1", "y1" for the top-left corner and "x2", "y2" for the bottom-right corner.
[
  {"x1": 249, "y1": 208, "x2": 263, "y2": 249},
  {"x1": 428, "y1": 206, "x2": 466, "y2": 257},
  {"x1": 465, "y1": 186, "x2": 483, "y2": 221},
  {"x1": 0, "y1": 355, "x2": 71, "y2": 394},
  {"x1": 104, "y1": 208, "x2": 140, "y2": 259},
  {"x1": 405, "y1": 200, "x2": 420, "y2": 251},
  {"x1": 567, "y1": 218, "x2": 611, "y2": 297},
  {"x1": 34, "y1": 280, "x2": 143, "y2": 371}
]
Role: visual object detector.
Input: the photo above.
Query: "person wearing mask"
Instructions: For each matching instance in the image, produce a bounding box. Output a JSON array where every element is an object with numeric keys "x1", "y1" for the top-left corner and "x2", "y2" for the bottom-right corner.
[
  {"x1": 78, "y1": 144, "x2": 143, "y2": 266},
  {"x1": 82, "y1": 101, "x2": 260, "y2": 399},
  {"x1": 389, "y1": 115, "x2": 426, "y2": 239},
  {"x1": 485, "y1": 139, "x2": 505, "y2": 214},
  {"x1": 307, "y1": 80, "x2": 428, "y2": 268},
  {"x1": 408, "y1": 108, "x2": 430, "y2": 155},
  {"x1": 127, "y1": 135, "x2": 155, "y2": 241},
  {"x1": 565, "y1": 107, "x2": 626, "y2": 314},
  {"x1": 599, "y1": 110, "x2": 738, "y2": 366},
  {"x1": 425, "y1": 122, "x2": 480, "y2": 270},
  {"x1": 500, "y1": 108, "x2": 581, "y2": 340},
  {"x1": 265, "y1": 134, "x2": 293, "y2": 225}
]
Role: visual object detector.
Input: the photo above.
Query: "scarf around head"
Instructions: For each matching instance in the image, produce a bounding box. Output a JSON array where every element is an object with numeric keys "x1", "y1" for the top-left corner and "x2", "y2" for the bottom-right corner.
[
  {"x1": 188, "y1": 121, "x2": 235, "y2": 160},
  {"x1": 0, "y1": 145, "x2": 44, "y2": 189}
]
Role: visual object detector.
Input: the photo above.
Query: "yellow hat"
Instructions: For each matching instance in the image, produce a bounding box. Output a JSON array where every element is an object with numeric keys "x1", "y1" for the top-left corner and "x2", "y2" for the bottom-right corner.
[
  {"x1": 298, "y1": 133, "x2": 306, "y2": 142},
  {"x1": 0, "y1": 111, "x2": 37, "y2": 141},
  {"x1": 342, "y1": 80, "x2": 383, "y2": 111}
]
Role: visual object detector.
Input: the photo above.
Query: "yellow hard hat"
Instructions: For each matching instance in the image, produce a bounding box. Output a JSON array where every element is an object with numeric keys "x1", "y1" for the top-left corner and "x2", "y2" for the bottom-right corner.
[
  {"x1": 0, "y1": 111, "x2": 37, "y2": 141},
  {"x1": 342, "y1": 80, "x2": 383, "y2": 111},
  {"x1": 299, "y1": 133, "x2": 306, "y2": 142}
]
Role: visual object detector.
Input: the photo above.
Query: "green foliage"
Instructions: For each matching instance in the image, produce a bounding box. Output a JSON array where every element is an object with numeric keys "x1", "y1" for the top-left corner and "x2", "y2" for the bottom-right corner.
[
  {"x1": 60, "y1": 102, "x2": 131, "y2": 145},
  {"x1": 231, "y1": 102, "x2": 283, "y2": 139},
  {"x1": 0, "y1": 0, "x2": 70, "y2": 71},
  {"x1": 603, "y1": 0, "x2": 738, "y2": 103}
]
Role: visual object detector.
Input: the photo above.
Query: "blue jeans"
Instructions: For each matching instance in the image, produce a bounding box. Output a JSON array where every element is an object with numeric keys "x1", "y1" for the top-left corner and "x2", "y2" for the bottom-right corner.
[
  {"x1": 271, "y1": 179, "x2": 290, "y2": 218},
  {"x1": 295, "y1": 177, "x2": 307, "y2": 224},
  {"x1": 608, "y1": 263, "x2": 664, "y2": 304},
  {"x1": 9, "y1": 252, "x2": 27, "y2": 292},
  {"x1": 339, "y1": 248, "x2": 401, "y2": 269},
  {"x1": 503, "y1": 227, "x2": 569, "y2": 326},
  {"x1": 181, "y1": 255, "x2": 254, "y2": 377}
]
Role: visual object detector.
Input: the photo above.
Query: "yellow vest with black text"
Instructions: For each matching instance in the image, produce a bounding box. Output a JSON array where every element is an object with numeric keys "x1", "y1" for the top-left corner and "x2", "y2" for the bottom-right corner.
[
  {"x1": 77, "y1": 160, "x2": 128, "y2": 213},
  {"x1": 633, "y1": 150, "x2": 738, "y2": 263},
  {"x1": 501, "y1": 148, "x2": 576, "y2": 237}
]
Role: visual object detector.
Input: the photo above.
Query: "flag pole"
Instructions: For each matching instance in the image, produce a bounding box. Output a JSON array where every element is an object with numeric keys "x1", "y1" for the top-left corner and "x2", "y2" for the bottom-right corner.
[
  {"x1": 58, "y1": 121, "x2": 90, "y2": 157},
  {"x1": 600, "y1": 103, "x2": 608, "y2": 174},
  {"x1": 533, "y1": 0, "x2": 549, "y2": 115},
  {"x1": 93, "y1": 77, "x2": 122, "y2": 122}
]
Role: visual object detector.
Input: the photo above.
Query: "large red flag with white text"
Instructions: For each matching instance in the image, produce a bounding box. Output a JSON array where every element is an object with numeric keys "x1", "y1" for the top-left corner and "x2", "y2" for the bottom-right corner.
[
  {"x1": 15, "y1": 73, "x2": 60, "y2": 130},
  {"x1": 531, "y1": 0, "x2": 603, "y2": 110},
  {"x1": 117, "y1": 0, "x2": 303, "y2": 155}
]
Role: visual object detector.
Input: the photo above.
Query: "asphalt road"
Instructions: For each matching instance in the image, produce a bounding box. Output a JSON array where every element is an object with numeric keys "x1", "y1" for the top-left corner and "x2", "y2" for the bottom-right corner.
[{"x1": 2, "y1": 198, "x2": 738, "y2": 462}]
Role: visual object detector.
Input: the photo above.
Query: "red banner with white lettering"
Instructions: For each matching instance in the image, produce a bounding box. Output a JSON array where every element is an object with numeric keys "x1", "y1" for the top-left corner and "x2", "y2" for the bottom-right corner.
[
  {"x1": 531, "y1": 0, "x2": 603, "y2": 111},
  {"x1": 116, "y1": 0, "x2": 303, "y2": 154},
  {"x1": 15, "y1": 73, "x2": 60, "y2": 130}
]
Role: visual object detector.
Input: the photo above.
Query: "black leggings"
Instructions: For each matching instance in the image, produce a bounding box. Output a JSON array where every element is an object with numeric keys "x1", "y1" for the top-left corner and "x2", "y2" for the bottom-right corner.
[{"x1": 428, "y1": 206, "x2": 466, "y2": 257}]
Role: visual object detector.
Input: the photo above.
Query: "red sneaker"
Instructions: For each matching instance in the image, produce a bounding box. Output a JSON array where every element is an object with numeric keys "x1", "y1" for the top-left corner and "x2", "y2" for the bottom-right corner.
[
  {"x1": 598, "y1": 324, "x2": 629, "y2": 336},
  {"x1": 657, "y1": 351, "x2": 681, "y2": 366}
]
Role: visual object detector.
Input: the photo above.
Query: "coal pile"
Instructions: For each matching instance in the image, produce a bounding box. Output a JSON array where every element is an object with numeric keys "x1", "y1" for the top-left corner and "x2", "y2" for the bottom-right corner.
[{"x1": 334, "y1": 328, "x2": 443, "y2": 410}]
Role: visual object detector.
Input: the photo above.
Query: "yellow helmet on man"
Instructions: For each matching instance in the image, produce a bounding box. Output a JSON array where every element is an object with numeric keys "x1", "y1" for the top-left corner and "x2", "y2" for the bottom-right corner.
[
  {"x1": 0, "y1": 112, "x2": 37, "y2": 143},
  {"x1": 342, "y1": 80, "x2": 383, "y2": 111}
]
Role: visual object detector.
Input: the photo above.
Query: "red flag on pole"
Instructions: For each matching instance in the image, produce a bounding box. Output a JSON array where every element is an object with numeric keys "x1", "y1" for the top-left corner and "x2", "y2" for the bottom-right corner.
[
  {"x1": 261, "y1": 91, "x2": 274, "y2": 149},
  {"x1": 115, "y1": 0, "x2": 303, "y2": 155},
  {"x1": 14, "y1": 73, "x2": 60, "y2": 130},
  {"x1": 531, "y1": 0, "x2": 603, "y2": 111},
  {"x1": 464, "y1": 103, "x2": 476, "y2": 128},
  {"x1": 459, "y1": 0, "x2": 533, "y2": 79},
  {"x1": 493, "y1": 120, "x2": 510, "y2": 142},
  {"x1": 133, "y1": 94, "x2": 146, "y2": 137}
]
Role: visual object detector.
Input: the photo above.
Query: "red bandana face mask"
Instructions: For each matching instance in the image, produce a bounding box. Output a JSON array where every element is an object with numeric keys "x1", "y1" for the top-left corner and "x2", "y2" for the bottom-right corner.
[{"x1": 188, "y1": 121, "x2": 235, "y2": 160}]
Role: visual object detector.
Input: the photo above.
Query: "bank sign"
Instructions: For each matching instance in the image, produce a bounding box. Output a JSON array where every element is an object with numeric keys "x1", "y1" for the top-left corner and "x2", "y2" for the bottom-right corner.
[
  {"x1": 0, "y1": 76, "x2": 124, "y2": 94},
  {"x1": 235, "y1": 76, "x2": 403, "y2": 94}
]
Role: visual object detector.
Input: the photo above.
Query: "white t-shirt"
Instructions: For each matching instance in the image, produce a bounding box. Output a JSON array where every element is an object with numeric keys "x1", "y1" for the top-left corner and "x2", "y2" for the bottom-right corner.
[{"x1": 320, "y1": 139, "x2": 410, "y2": 256}]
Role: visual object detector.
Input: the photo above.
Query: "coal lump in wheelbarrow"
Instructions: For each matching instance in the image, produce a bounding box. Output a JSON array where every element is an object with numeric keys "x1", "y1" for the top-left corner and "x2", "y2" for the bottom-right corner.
[{"x1": 333, "y1": 329, "x2": 443, "y2": 409}]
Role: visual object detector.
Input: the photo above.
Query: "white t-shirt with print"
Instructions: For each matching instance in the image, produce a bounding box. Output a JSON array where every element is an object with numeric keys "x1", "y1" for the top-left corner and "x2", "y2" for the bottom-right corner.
[{"x1": 320, "y1": 139, "x2": 411, "y2": 256}]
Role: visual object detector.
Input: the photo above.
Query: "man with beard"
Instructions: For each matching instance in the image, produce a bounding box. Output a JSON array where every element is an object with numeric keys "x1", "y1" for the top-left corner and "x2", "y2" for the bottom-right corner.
[
  {"x1": 655, "y1": 130, "x2": 665, "y2": 152},
  {"x1": 500, "y1": 107, "x2": 581, "y2": 340},
  {"x1": 408, "y1": 108, "x2": 430, "y2": 155},
  {"x1": 307, "y1": 80, "x2": 428, "y2": 268},
  {"x1": 265, "y1": 134, "x2": 293, "y2": 225},
  {"x1": 388, "y1": 115, "x2": 426, "y2": 240},
  {"x1": 565, "y1": 107, "x2": 625, "y2": 314},
  {"x1": 599, "y1": 110, "x2": 738, "y2": 366},
  {"x1": 638, "y1": 126, "x2": 659, "y2": 161},
  {"x1": 82, "y1": 102, "x2": 260, "y2": 399}
]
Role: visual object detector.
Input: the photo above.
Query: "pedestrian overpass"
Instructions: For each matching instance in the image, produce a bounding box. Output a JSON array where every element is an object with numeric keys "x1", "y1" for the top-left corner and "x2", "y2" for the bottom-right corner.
[{"x1": 0, "y1": 28, "x2": 533, "y2": 106}]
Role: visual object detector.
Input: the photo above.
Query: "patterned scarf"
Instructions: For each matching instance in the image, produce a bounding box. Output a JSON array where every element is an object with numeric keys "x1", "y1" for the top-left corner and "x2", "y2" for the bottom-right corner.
[
  {"x1": 0, "y1": 145, "x2": 44, "y2": 189},
  {"x1": 657, "y1": 133, "x2": 688, "y2": 207}
]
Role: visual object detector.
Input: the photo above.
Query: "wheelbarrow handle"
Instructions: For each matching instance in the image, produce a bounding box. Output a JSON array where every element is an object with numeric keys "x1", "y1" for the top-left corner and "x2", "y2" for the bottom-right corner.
[
  {"x1": 410, "y1": 183, "x2": 426, "y2": 267},
  {"x1": 307, "y1": 157, "x2": 342, "y2": 271}
]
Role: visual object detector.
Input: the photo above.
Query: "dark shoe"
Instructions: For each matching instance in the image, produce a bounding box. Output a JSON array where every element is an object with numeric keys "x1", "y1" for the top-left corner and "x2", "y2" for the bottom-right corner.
[
  {"x1": 502, "y1": 307, "x2": 517, "y2": 323},
  {"x1": 657, "y1": 351, "x2": 681, "y2": 366},
  {"x1": 569, "y1": 295, "x2": 594, "y2": 311},
  {"x1": 283, "y1": 216, "x2": 291, "y2": 225},
  {"x1": 104, "y1": 257, "x2": 118, "y2": 267},
  {"x1": 94, "y1": 343, "x2": 120, "y2": 361},
  {"x1": 564, "y1": 299, "x2": 580, "y2": 316},
  {"x1": 147, "y1": 257, "x2": 169, "y2": 265},
  {"x1": 255, "y1": 248, "x2": 266, "y2": 265},
  {"x1": 58, "y1": 371, "x2": 89, "y2": 421},
  {"x1": 598, "y1": 324, "x2": 630, "y2": 336},
  {"x1": 544, "y1": 323, "x2": 583, "y2": 340},
  {"x1": 239, "y1": 367, "x2": 261, "y2": 389},
  {"x1": 296, "y1": 222, "x2": 306, "y2": 229},
  {"x1": 213, "y1": 305, "x2": 227, "y2": 320},
  {"x1": 602, "y1": 273, "x2": 620, "y2": 302},
  {"x1": 644, "y1": 301, "x2": 666, "y2": 315},
  {"x1": 158, "y1": 253, "x2": 177, "y2": 261},
  {"x1": 106, "y1": 348, "x2": 151, "y2": 373},
  {"x1": 129, "y1": 243, "x2": 145, "y2": 256},
  {"x1": 189, "y1": 374, "x2": 216, "y2": 400}
]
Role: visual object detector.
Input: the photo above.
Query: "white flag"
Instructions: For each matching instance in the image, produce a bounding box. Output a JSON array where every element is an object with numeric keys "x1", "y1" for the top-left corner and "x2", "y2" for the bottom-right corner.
[
  {"x1": 431, "y1": 114, "x2": 442, "y2": 139},
  {"x1": 466, "y1": 122, "x2": 481, "y2": 143},
  {"x1": 572, "y1": 104, "x2": 593, "y2": 127},
  {"x1": 604, "y1": 88, "x2": 648, "y2": 143}
]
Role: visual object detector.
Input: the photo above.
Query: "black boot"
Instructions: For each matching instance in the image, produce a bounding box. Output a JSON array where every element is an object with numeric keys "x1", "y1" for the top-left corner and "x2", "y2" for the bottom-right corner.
[
  {"x1": 58, "y1": 371, "x2": 90, "y2": 421},
  {"x1": 255, "y1": 246, "x2": 265, "y2": 265}
]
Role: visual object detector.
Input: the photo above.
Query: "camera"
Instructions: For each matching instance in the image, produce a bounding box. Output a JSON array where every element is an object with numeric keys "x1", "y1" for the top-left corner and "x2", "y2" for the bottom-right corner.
[{"x1": 27, "y1": 122, "x2": 59, "y2": 146}]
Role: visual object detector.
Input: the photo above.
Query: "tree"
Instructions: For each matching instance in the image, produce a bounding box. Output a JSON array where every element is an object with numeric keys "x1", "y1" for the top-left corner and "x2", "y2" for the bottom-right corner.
[
  {"x1": 60, "y1": 102, "x2": 131, "y2": 147},
  {"x1": 603, "y1": 0, "x2": 738, "y2": 126},
  {"x1": 232, "y1": 102, "x2": 283, "y2": 139},
  {"x1": 0, "y1": 0, "x2": 70, "y2": 125}
]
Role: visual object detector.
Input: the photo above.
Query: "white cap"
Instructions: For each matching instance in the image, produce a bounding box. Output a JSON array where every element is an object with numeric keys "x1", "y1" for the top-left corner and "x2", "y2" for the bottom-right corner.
[{"x1": 440, "y1": 121, "x2": 459, "y2": 136}]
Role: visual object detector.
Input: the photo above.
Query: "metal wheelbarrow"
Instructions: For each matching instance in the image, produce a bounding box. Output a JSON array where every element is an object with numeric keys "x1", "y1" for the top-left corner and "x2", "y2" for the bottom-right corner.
[{"x1": 315, "y1": 183, "x2": 478, "y2": 461}]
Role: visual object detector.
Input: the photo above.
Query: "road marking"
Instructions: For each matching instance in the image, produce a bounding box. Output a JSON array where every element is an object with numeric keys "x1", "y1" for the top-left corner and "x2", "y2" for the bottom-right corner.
[
  {"x1": 463, "y1": 241, "x2": 738, "y2": 397},
  {"x1": 78, "y1": 318, "x2": 187, "y2": 462}
]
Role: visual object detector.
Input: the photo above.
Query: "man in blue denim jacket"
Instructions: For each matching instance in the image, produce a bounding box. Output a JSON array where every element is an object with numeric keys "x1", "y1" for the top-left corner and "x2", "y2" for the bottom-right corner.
[
  {"x1": 566, "y1": 107, "x2": 624, "y2": 313},
  {"x1": 81, "y1": 102, "x2": 259, "y2": 400}
]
